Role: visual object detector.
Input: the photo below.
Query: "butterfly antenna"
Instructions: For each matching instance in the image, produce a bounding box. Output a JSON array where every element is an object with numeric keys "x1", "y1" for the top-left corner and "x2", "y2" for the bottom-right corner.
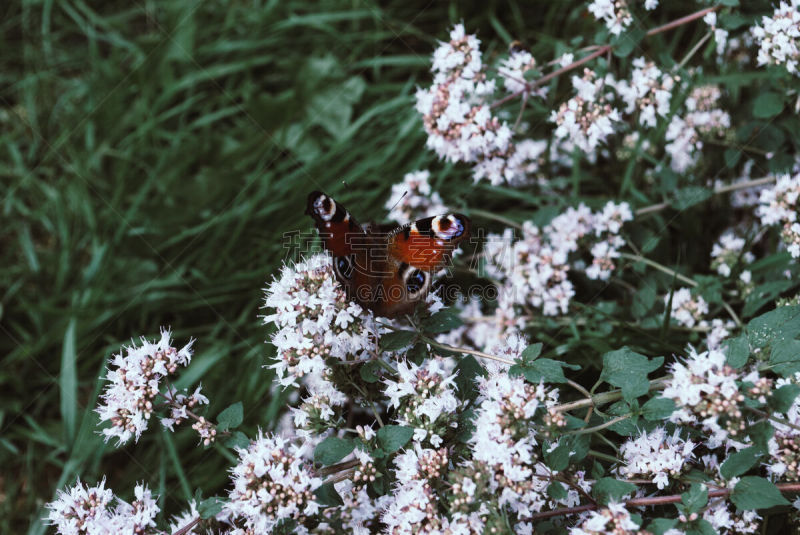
[{"x1": 388, "y1": 190, "x2": 408, "y2": 213}]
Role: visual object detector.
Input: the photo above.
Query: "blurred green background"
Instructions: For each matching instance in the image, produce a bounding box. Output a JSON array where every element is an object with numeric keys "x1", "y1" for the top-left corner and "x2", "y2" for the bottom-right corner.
[
  {"x1": 1, "y1": 0, "x2": 746, "y2": 531},
  {"x1": 1, "y1": 0, "x2": 575, "y2": 531}
]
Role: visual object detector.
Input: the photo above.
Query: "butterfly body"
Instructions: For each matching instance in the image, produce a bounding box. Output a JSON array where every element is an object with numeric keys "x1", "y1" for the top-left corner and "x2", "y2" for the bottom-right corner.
[{"x1": 306, "y1": 191, "x2": 470, "y2": 317}]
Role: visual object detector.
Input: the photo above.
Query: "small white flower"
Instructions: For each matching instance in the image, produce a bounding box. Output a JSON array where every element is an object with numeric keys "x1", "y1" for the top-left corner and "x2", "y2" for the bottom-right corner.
[{"x1": 752, "y1": 1, "x2": 800, "y2": 77}]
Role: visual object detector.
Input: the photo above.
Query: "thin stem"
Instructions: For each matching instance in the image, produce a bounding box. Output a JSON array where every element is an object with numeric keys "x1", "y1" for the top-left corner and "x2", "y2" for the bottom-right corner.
[
  {"x1": 619, "y1": 253, "x2": 742, "y2": 326},
  {"x1": 171, "y1": 517, "x2": 202, "y2": 535},
  {"x1": 747, "y1": 407, "x2": 800, "y2": 434},
  {"x1": 675, "y1": 31, "x2": 712, "y2": 70},
  {"x1": 635, "y1": 176, "x2": 776, "y2": 216},
  {"x1": 565, "y1": 414, "x2": 630, "y2": 435},
  {"x1": 420, "y1": 335, "x2": 515, "y2": 366},
  {"x1": 317, "y1": 459, "x2": 360, "y2": 477},
  {"x1": 524, "y1": 483, "x2": 800, "y2": 521},
  {"x1": 567, "y1": 379, "x2": 593, "y2": 400},
  {"x1": 588, "y1": 449, "x2": 619, "y2": 463},
  {"x1": 492, "y1": 5, "x2": 720, "y2": 109},
  {"x1": 620, "y1": 252, "x2": 696, "y2": 287},
  {"x1": 551, "y1": 377, "x2": 670, "y2": 413}
]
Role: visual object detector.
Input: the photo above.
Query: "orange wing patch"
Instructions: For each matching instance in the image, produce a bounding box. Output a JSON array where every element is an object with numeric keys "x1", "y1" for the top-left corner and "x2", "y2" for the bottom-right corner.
[{"x1": 387, "y1": 214, "x2": 471, "y2": 270}]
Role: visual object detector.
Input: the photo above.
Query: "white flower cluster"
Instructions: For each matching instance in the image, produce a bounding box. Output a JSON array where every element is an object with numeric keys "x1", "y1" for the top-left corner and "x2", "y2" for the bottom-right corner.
[
  {"x1": 484, "y1": 201, "x2": 632, "y2": 317},
  {"x1": 613, "y1": 57, "x2": 676, "y2": 128},
  {"x1": 551, "y1": 69, "x2": 621, "y2": 154},
  {"x1": 469, "y1": 370, "x2": 564, "y2": 516},
  {"x1": 382, "y1": 444, "x2": 485, "y2": 534},
  {"x1": 616, "y1": 427, "x2": 695, "y2": 489},
  {"x1": 291, "y1": 377, "x2": 348, "y2": 444},
  {"x1": 96, "y1": 328, "x2": 194, "y2": 445},
  {"x1": 485, "y1": 222, "x2": 574, "y2": 316},
  {"x1": 665, "y1": 287, "x2": 709, "y2": 328},
  {"x1": 322, "y1": 470, "x2": 381, "y2": 533},
  {"x1": 263, "y1": 254, "x2": 377, "y2": 387},
  {"x1": 703, "y1": 12, "x2": 729, "y2": 57},
  {"x1": 416, "y1": 25, "x2": 556, "y2": 185},
  {"x1": 498, "y1": 48, "x2": 538, "y2": 95},
  {"x1": 384, "y1": 358, "x2": 459, "y2": 447},
  {"x1": 587, "y1": 0, "x2": 633, "y2": 36},
  {"x1": 752, "y1": 0, "x2": 800, "y2": 76},
  {"x1": 697, "y1": 456, "x2": 762, "y2": 534},
  {"x1": 570, "y1": 502, "x2": 642, "y2": 535},
  {"x1": 711, "y1": 231, "x2": 755, "y2": 283},
  {"x1": 384, "y1": 170, "x2": 447, "y2": 225},
  {"x1": 665, "y1": 85, "x2": 731, "y2": 173},
  {"x1": 767, "y1": 373, "x2": 800, "y2": 481},
  {"x1": 225, "y1": 432, "x2": 322, "y2": 533},
  {"x1": 47, "y1": 479, "x2": 159, "y2": 535},
  {"x1": 757, "y1": 172, "x2": 800, "y2": 258},
  {"x1": 662, "y1": 347, "x2": 747, "y2": 448},
  {"x1": 415, "y1": 24, "x2": 514, "y2": 184}
]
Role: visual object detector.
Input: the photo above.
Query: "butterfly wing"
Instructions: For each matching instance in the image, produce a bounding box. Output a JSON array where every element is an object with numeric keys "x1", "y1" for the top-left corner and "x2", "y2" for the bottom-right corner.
[
  {"x1": 371, "y1": 214, "x2": 471, "y2": 317},
  {"x1": 306, "y1": 191, "x2": 470, "y2": 318},
  {"x1": 306, "y1": 191, "x2": 376, "y2": 302}
]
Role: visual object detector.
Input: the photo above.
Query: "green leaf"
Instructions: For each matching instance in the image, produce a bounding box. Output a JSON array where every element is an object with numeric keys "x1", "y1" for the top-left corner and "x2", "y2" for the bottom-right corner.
[
  {"x1": 224, "y1": 431, "x2": 251, "y2": 450},
  {"x1": 632, "y1": 284, "x2": 657, "y2": 319},
  {"x1": 520, "y1": 343, "x2": 543, "y2": 362},
  {"x1": 641, "y1": 397, "x2": 676, "y2": 421},
  {"x1": 314, "y1": 437, "x2": 355, "y2": 465},
  {"x1": 724, "y1": 148, "x2": 741, "y2": 168},
  {"x1": 377, "y1": 425, "x2": 414, "y2": 453},
  {"x1": 671, "y1": 186, "x2": 712, "y2": 210},
  {"x1": 547, "y1": 481, "x2": 568, "y2": 501},
  {"x1": 61, "y1": 318, "x2": 77, "y2": 444},
  {"x1": 731, "y1": 476, "x2": 790, "y2": 509},
  {"x1": 719, "y1": 13, "x2": 750, "y2": 30},
  {"x1": 720, "y1": 447, "x2": 763, "y2": 480},
  {"x1": 681, "y1": 483, "x2": 709, "y2": 513},
  {"x1": 691, "y1": 519, "x2": 720, "y2": 535},
  {"x1": 593, "y1": 477, "x2": 636, "y2": 505},
  {"x1": 454, "y1": 355, "x2": 486, "y2": 401},
  {"x1": 600, "y1": 347, "x2": 663, "y2": 403},
  {"x1": 359, "y1": 360, "x2": 382, "y2": 383},
  {"x1": 613, "y1": 27, "x2": 645, "y2": 58},
  {"x1": 543, "y1": 440, "x2": 571, "y2": 471},
  {"x1": 380, "y1": 330, "x2": 416, "y2": 351},
  {"x1": 769, "y1": 339, "x2": 800, "y2": 377},
  {"x1": 511, "y1": 358, "x2": 580, "y2": 384},
  {"x1": 197, "y1": 496, "x2": 225, "y2": 519},
  {"x1": 742, "y1": 280, "x2": 795, "y2": 317},
  {"x1": 217, "y1": 402, "x2": 244, "y2": 432},
  {"x1": 307, "y1": 76, "x2": 366, "y2": 138},
  {"x1": 314, "y1": 482, "x2": 344, "y2": 507},
  {"x1": 719, "y1": 0, "x2": 739, "y2": 6},
  {"x1": 646, "y1": 518, "x2": 678, "y2": 535},
  {"x1": 748, "y1": 421, "x2": 775, "y2": 451},
  {"x1": 421, "y1": 309, "x2": 463, "y2": 333},
  {"x1": 747, "y1": 305, "x2": 800, "y2": 349},
  {"x1": 694, "y1": 275, "x2": 723, "y2": 305},
  {"x1": 753, "y1": 92, "x2": 784, "y2": 119},
  {"x1": 723, "y1": 336, "x2": 750, "y2": 368},
  {"x1": 769, "y1": 383, "x2": 800, "y2": 412}
]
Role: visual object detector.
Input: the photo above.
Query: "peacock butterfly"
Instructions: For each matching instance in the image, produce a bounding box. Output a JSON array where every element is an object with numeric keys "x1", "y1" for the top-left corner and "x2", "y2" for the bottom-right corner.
[{"x1": 306, "y1": 191, "x2": 471, "y2": 317}]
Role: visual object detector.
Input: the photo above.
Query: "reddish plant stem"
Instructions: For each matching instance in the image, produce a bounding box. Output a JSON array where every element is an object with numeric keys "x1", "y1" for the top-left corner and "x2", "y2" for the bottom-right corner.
[
  {"x1": 525, "y1": 482, "x2": 800, "y2": 521},
  {"x1": 492, "y1": 5, "x2": 719, "y2": 109},
  {"x1": 170, "y1": 517, "x2": 202, "y2": 535}
]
